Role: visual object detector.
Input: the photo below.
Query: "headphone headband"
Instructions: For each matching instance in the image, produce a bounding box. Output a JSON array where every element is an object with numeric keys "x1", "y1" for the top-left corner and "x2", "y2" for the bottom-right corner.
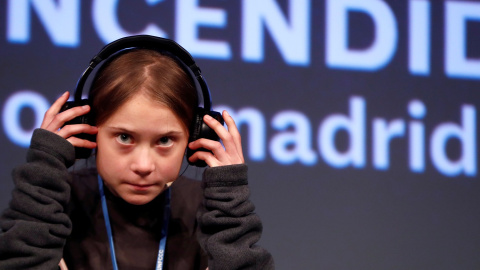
[
  {"x1": 64, "y1": 35, "x2": 222, "y2": 166},
  {"x1": 74, "y1": 35, "x2": 212, "y2": 110}
]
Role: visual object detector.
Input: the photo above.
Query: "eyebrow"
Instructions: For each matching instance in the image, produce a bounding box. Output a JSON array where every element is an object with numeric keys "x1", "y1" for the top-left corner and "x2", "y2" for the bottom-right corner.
[{"x1": 103, "y1": 126, "x2": 185, "y2": 137}]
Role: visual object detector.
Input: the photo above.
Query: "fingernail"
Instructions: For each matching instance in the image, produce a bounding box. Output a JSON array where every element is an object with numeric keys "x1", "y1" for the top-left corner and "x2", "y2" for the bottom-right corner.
[
  {"x1": 82, "y1": 105, "x2": 89, "y2": 110},
  {"x1": 224, "y1": 110, "x2": 230, "y2": 117},
  {"x1": 204, "y1": 114, "x2": 213, "y2": 120},
  {"x1": 62, "y1": 91, "x2": 69, "y2": 96}
]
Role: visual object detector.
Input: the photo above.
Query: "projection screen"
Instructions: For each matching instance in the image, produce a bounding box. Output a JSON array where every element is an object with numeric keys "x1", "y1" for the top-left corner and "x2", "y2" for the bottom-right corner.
[{"x1": 0, "y1": 0, "x2": 479, "y2": 269}]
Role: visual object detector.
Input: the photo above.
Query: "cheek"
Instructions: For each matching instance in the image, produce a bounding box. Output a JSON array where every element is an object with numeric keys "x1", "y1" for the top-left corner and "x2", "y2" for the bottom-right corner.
[
  {"x1": 95, "y1": 134, "x2": 124, "y2": 178},
  {"x1": 96, "y1": 134, "x2": 111, "y2": 162},
  {"x1": 161, "y1": 142, "x2": 188, "y2": 175},
  {"x1": 96, "y1": 144, "x2": 114, "y2": 169}
]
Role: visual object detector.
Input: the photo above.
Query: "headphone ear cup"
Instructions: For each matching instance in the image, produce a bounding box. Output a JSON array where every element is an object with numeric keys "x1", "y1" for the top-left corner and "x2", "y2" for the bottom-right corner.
[
  {"x1": 188, "y1": 109, "x2": 204, "y2": 144},
  {"x1": 187, "y1": 108, "x2": 224, "y2": 167},
  {"x1": 59, "y1": 99, "x2": 96, "y2": 159}
]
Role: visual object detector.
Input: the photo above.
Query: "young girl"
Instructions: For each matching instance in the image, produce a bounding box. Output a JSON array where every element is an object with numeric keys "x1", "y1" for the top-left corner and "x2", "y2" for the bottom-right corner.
[{"x1": 0, "y1": 36, "x2": 274, "y2": 269}]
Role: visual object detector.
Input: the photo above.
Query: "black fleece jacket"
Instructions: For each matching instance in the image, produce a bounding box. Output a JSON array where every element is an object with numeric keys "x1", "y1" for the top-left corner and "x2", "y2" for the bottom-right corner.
[{"x1": 0, "y1": 129, "x2": 274, "y2": 270}]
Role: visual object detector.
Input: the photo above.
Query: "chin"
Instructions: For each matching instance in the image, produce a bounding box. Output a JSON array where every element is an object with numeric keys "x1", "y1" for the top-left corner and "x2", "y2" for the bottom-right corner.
[
  {"x1": 122, "y1": 194, "x2": 157, "y2": 205},
  {"x1": 116, "y1": 184, "x2": 165, "y2": 205}
]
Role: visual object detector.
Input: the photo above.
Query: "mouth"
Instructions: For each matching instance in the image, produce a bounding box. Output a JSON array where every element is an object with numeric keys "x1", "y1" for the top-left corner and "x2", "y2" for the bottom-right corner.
[{"x1": 126, "y1": 183, "x2": 156, "y2": 192}]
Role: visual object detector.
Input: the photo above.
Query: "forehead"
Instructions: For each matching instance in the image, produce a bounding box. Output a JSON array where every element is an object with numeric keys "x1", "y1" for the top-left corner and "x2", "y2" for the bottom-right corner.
[{"x1": 100, "y1": 93, "x2": 187, "y2": 134}]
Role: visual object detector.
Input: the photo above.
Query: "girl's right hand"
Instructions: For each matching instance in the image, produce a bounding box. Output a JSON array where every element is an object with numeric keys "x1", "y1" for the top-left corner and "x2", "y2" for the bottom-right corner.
[{"x1": 40, "y1": 91, "x2": 97, "y2": 149}]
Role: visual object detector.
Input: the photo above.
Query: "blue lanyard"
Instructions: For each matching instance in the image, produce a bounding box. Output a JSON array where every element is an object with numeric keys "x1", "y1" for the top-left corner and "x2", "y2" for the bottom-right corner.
[{"x1": 98, "y1": 175, "x2": 171, "y2": 270}]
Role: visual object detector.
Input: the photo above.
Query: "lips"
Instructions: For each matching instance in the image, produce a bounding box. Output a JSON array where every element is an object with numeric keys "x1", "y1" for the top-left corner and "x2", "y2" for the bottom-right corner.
[{"x1": 126, "y1": 183, "x2": 155, "y2": 191}]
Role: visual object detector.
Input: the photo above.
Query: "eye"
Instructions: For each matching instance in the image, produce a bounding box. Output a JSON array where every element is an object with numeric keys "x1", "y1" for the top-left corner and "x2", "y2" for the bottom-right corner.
[
  {"x1": 116, "y1": 133, "x2": 133, "y2": 145},
  {"x1": 157, "y1": 136, "x2": 173, "y2": 147}
]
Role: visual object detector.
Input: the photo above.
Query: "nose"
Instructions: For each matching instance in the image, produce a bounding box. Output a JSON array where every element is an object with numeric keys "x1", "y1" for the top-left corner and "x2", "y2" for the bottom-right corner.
[{"x1": 130, "y1": 147, "x2": 156, "y2": 176}]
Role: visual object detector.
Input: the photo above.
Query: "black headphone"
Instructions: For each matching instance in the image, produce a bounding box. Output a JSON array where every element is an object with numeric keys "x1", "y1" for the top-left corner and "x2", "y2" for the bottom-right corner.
[{"x1": 61, "y1": 35, "x2": 223, "y2": 167}]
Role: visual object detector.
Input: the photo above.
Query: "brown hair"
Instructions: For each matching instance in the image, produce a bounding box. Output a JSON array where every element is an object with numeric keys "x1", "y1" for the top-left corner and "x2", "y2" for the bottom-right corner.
[{"x1": 89, "y1": 49, "x2": 198, "y2": 132}]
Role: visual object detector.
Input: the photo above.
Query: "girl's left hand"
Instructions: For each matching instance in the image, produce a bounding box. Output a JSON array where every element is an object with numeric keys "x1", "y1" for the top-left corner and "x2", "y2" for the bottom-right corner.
[{"x1": 188, "y1": 110, "x2": 244, "y2": 167}]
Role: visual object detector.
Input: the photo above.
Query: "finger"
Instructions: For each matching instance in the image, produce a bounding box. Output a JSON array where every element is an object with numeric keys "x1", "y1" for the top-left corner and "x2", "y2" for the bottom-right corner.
[
  {"x1": 203, "y1": 113, "x2": 236, "y2": 150},
  {"x1": 57, "y1": 124, "x2": 98, "y2": 139},
  {"x1": 41, "y1": 91, "x2": 70, "y2": 129},
  {"x1": 44, "y1": 105, "x2": 91, "y2": 133},
  {"x1": 189, "y1": 138, "x2": 227, "y2": 160},
  {"x1": 59, "y1": 259, "x2": 68, "y2": 270},
  {"x1": 203, "y1": 113, "x2": 244, "y2": 163},
  {"x1": 188, "y1": 150, "x2": 220, "y2": 168},
  {"x1": 67, "y1": 136, "x2": 97, "y2": 149},
  {"x1": 203, "y1": 113, "x2": 226, "y2": 134},
  {"x1": 189, "y1": 138, "x2": 243, "y2": 166},
  {"x1": 222, "y1": 110, "x2": 244, "y2": 162}
]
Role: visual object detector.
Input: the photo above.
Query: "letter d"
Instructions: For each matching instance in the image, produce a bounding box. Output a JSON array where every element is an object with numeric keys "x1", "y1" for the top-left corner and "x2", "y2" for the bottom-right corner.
[
  {"x1": 326, "y1": 0, "x2": 398, "y2": 71},
  {"x1": 430, "y1": 105, "x2": 477, "y2": 176},
  {"x1": 319, "y1": 96, "x2": 366, "y2": 168}
]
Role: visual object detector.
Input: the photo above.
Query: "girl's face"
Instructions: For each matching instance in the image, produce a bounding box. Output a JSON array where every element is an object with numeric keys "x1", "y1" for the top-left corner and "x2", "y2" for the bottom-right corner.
[{"x1": 95, "y1": 92, "x2": 189, "y2": 205}]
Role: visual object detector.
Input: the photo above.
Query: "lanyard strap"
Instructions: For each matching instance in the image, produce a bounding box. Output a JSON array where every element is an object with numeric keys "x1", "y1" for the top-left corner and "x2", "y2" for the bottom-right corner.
[{"x1": 98, "y1": 175, "x2": 171, "y2": 270}]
